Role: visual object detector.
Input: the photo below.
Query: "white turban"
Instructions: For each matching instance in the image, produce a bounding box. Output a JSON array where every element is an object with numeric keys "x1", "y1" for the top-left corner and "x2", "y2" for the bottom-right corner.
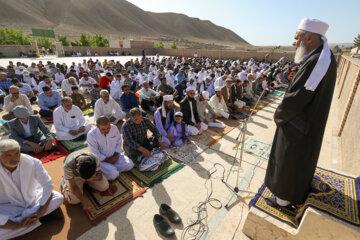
[
  {"x1": 297, "y1": 18, "x2": 331, "y2": 91},
  {"x1": 186, "y1": 86, "x2": 196, "y2": 92}
]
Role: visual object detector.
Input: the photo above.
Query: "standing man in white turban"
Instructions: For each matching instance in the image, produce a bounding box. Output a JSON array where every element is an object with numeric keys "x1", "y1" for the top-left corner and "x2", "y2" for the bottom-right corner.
[{"x1": 264, "y1": 18, "x2": 337, "y2": 208}]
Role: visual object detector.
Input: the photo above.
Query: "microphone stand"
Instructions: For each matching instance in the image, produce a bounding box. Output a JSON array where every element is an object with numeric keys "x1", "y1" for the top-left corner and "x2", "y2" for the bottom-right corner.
[{"x1": 223, "y1": 87, "x2": 267, "y2": 209}]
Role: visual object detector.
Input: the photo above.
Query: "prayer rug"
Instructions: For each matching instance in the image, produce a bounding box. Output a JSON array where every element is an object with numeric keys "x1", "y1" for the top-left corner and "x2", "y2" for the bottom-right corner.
[
  {"x1": 130, "y1": 156, "x2": 184, "y2": 187},
  {"x1": 83, "y1": 173, "x2": 148, "y2": 225},
  {"x1": 0, "y1": 119, "x2": 10, "y2": 136},
  {"x1": 249, "y1": 167, "x2": 360, "y2": 228},
  {"x1": 189, "y1": 129, "x2": 223, "y2": 147},
  {"x1": 270, "y1": 91, "x2": 284, "y2": 97},
  {"x1": 54, "y1": 134, "x2": 88, "y2": 152},
  {"x1": 164, "y1": 140, "x2": 208, "y2": 163},
  {"x1": 41, "y1": 116, "x2": 53, "y2": 124},
  {"x1": 30, "y1": 138, "x2": 69, "y2": 163},
  {"x1": 242, "y1": 138, "x2": 272, "y2": 160}
]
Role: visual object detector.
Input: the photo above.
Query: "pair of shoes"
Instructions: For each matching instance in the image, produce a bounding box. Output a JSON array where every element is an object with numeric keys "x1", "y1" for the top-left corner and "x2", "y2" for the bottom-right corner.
[{"x1": 153, "y1": 204, "x2": 181, "y2": 238}]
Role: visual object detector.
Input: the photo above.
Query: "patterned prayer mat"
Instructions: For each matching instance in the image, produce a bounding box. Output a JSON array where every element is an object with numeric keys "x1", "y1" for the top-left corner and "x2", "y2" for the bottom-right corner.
[
  {"x1": 54, "y1": 134, "x2": 88, "y2": 152},
  {"x1": 189, "y1": 129, "x2": 223, "y2": 147},
  {"x1": 243, "y1": 138, "x2": 272, "y2": 160},
  {"x1": 130, "y1": 156, "x2": 184, "y2": 187},
  {"x1": 270, "y1": 91, "x2": 284, "y2": 97},
  {"x1": 249, "y1": 167, "x2": 360, "y2": 228},
  {"x1": 164, "y1": 140, "x2": 208, "y2": 163},
  {"x1": 41, "y1": 116, "x2": 54, "y2": 124},
  {"x1": 0, "y1": 119, "x2": 10, "y2": 136},
  {"x1": 83, "y1": 173, "x2": 148, "y2": 225},
  {"x1": 30, "y1": 138, "x2": 69, "y2": 163}
]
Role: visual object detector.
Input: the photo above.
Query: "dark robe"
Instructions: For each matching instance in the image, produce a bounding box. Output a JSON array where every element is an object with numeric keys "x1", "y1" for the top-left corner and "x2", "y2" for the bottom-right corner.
[{"x1": 264, "y1": 46, "x2": 337, "y2": 204}]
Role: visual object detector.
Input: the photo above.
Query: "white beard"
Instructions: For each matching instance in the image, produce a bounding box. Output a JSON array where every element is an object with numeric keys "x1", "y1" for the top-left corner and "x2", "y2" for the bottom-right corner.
[{"x1": 294, "y1": 42, "x2": 308, "y2": 64}]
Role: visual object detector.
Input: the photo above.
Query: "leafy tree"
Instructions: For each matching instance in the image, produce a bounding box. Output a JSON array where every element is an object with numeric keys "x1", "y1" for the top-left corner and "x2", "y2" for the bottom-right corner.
[
  {"x1": 71, "y1": 41, "x2": 80, "y2": 46},
  {"x1": 171, "y1": 40, "x2": 177, "y2": 49},
  {"x1": 57, "y1": 35, "x2": 70, "y2": 46},
  {"x1": 155, "y1": 41, "x2": 164, "y2": 49},
  {"x1": 79, "y1": 33, "x2": 93, "y2": 47},
  {"x1": 0, "y1": 28, "x2": 31, "y2": 45},
  {"x1": 92, "y1": 34, "x2": 109, "y2": 47},
  {"x1": 354, "y1": 34, "x2": 360, "y2": 48},
  {"x1": 37, "y1": 37, "x2": 52, "y2": 49}
]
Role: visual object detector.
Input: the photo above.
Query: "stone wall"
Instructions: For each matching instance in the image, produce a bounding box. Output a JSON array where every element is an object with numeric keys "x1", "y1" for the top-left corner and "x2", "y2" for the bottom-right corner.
[
  {"x1": 0, "y1": 45, "x2": 35, "y2": 58},
  {"x1": 336, "y1": 56, "x2": 360, "y2": 175},
  {"x1": 62, "y1": 46, "x2": 155, "y2": 56}
]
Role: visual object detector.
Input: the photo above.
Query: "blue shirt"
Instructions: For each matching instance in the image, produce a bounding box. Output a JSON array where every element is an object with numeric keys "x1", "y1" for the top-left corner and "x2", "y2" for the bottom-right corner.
[
  {"x1": 18, "y1": 83, "x2": 32, "y2": 96},
  {"x1": 175, "y1": 73, "x2": 188, "y2": 83},
  {"x1": 120, "y1": 92, "x2": 139, "y2": 112},
  {"x1": 175, "y1": 84, "x2": 187, "y2": 97},
  {"x1": 38, "y1": 90, "x2": 62, "y2": 110},
  {"x1": 0, "y1": 78, "x2": 13, "y2": 91}
]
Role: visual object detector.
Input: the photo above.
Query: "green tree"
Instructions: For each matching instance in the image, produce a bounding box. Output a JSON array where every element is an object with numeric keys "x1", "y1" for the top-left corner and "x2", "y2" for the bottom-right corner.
[
  {"x1": 171, "y1": 40, "x2": 177, "y2": 49},
  {"x1": 57, "y1": 35, "x2": 70, "y2": 46},
  {"x1": 71, "y1": 41, "x2": 80, "y2": 46},
  {"x1": 37, "y1": 37, "x2": 52, "y2": 49},
  {"x1": 79, "y1": 33, "x2": 93, "y2": 47},
  {"x1": 354, "y1": 34, "x2": 360, "y2": 48},
  {"x1": 92, "y1": 34, "x2": 109, "y2": 47},
  {"x1": 155, "y1": 41, "x2": 164, "y2": 49},
  {"x1": 0, "y1": 28, "x2": 31, "y2": 45}
]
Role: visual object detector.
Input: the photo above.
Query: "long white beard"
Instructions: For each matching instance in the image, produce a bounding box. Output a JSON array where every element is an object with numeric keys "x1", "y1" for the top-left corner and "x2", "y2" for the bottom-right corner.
[{"x1": 294, "y1": 42, "x2": 308, "y2": 64}]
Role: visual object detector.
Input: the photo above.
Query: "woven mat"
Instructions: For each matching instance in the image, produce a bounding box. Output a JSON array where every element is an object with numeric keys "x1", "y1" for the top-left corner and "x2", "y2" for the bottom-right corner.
[
  {"x1": 249, "y1": 167, "x2": 360, "y2": 228},
  {"x1": 54, "y1": 134, "x2": 88, "y2": 152},
  {"x1": 41, "y1": 116, "x2": 53, "y2": 124},
  {"x1": 30, "y1": 138, "x2": 69, "y2": 163},
  {"x1": 164, "y1": 140, "x2": 208, "y2": 163},
  {"x1": 82, "y1": 108, "x2": 94, "y2": 116},
  {"x1": 83, "y1": 173, "x2": 148, "y2": 225},
  {"x1": 130, "y1": 156, "x2": 184, "y2": 187}
]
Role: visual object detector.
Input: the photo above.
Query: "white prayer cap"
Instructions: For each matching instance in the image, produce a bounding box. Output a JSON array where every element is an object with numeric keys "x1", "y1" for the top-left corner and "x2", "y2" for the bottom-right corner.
[
  {"x1": 297, "y1": 18, "x2": 331, "y2": 91},
  {"x1": 168, "y1": 70, "x2": 173, "y2": 74},
  {"x1": 201, "y1": 91, "x2": 209, "y2": 100},
  {"x1": 175, "y1": 112, "x2": 183, "y2": 117},
  {"x1": 298, "y1": 18, "x2": 329, "y2": 36},
  {"x1": 163, "y1": 95, "x2": 173, "y2": 101},
  {"x1": 215, "y1": 86, "x2": 222, "y2": 92},
  {"x1": 186, "y1": 86, "x2": 196, "y2": 92},
  {"x1": 13, "y1": 105, "x2": 30, "y2": 118}
]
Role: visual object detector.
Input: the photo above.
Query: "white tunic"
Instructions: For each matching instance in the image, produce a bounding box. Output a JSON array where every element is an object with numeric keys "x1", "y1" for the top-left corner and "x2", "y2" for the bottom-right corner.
[
  {"x1": 110, "y1": 80, "x2": 123, "y2": 100},
  {"x1": 87, "y1": 124, "x2": 122, "y2": 162},
  {"x1": 94, "y1": 98, "x2": 125, "y2": 123},
  {"x1": 37, "y1": 81, "x2": 57, "y2": 94},
  {"x1": 53, "y1": 105, "x2": 89, "y2": 133},
  {"x1": 79, "y1": 77, "x2": 97, "y2": 93}
]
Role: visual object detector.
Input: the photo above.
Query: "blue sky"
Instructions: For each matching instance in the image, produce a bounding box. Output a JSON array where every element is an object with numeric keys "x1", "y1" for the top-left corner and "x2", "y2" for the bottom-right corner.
[{"x1": 127, "y1": 0, "x2": 359, "y2": 46}]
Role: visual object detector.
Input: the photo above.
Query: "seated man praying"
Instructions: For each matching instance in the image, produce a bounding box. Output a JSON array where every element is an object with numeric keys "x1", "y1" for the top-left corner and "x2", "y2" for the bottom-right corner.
[
  {"x1": 8, "y1": 106, "x2": 53, "y2": 153},
  {"x1": 61, "y1": 151, "x2": 109, "y2": 211},
  {"x1": 195, "y1": 91, "x2": 225, "y2": 128},
  {"x1": 38, "y1": 86, "x2": 62, "y2": 118},
  {"x1": 0, "y1": 139, "x2": 64, "y2": 240},
  {"x1": 94, "y1": 89, "x2": 126, "y2": 124},
  {"x1": 120, "y1": 84, "x2": 146, "y2": 117},
  {"x1": 209, "y1": 86, "x2": 230, "y2": 119},
  {"x1": 53, "y1": 97, "x2": 91, "y2": 141},
  {"x1": 87, "y1": 116, "x2": 134, "y2": 180},
  {"x1": 154, "y1": 95, "x2": 176, "y2": 147},
  {"x1": 70, "y1": 86, "x2": 87, "y2": 110},
  {"x1": 3, "y1": 85, "x2": 33, "y2": 121},
  {"x1": 122, "y1": 107, "x2": 165, "y2": 159}
]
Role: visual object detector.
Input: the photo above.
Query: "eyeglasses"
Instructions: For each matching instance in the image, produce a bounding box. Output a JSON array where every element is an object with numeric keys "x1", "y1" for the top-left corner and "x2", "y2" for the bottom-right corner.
[{"x1": 11, "y1": 92, "x2": 19, "y2": 95}]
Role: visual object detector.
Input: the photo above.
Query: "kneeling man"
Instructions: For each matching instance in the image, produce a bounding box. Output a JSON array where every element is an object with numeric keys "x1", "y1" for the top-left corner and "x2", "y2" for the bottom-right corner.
[
  {"x1": 0, "y1": 139, "x2": 64, "y2": 239},
  {"x1": 87, "y1": 116, "x2": 134, "y2": 180},
  {"x1": 53, "y1": 97, "x2": 91, "y2": 141},
  {"x1": 61, "y1": 151, "x2": 109, "y2": 211}
]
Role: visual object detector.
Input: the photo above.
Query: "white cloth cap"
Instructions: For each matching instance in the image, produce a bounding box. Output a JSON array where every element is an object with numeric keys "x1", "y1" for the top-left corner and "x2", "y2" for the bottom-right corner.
[
  {"x1": 175, "y1": 112, "x2": 183, "y2": 117},
  {"x1": 201, "y1": 91, "x2": 209, "y2": 100},
  {"x1": 215, "y1": 86, "x2": 222, "y2": 92},
  {"x1": 163, "y1": 95, "x2": 173, "y2": 101},
  {"x1": 298, "y1": 18, "x2": 331, "y2": 91},
  {"x1": 186, "y1": 86, "x2": 196, "y2": 92}
]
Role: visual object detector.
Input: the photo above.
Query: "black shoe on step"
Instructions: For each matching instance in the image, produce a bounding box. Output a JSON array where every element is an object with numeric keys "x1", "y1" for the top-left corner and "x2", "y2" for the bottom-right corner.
[
  {"x1": 159, "y1": 203, "x2": 181, "y2": 224},
  {"x1": 153, "y1": 214, "x2": 174, "y2": 238}
]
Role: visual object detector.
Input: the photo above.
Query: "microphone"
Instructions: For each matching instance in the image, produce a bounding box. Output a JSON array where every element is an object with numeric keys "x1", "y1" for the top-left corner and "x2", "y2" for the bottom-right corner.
[{"x1": 262, "y1": 57, "x2": 287, "y2": 76}]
